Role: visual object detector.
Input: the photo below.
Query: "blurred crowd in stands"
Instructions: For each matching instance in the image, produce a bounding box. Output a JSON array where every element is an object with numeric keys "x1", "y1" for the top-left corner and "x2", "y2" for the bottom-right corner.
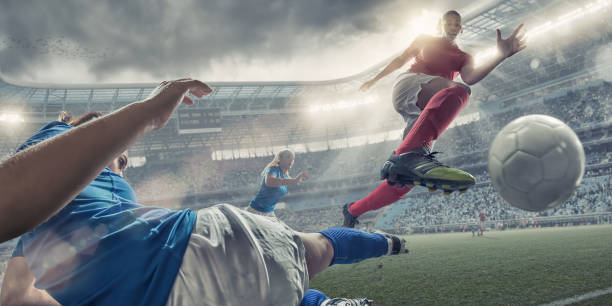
[{"x1": 124, "y1": 82, "x2": 611, "y2": 203}]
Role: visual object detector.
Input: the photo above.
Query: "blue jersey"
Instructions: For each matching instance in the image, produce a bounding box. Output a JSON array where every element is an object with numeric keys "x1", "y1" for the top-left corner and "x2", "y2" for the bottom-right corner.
[
  {"x1": 249, "y1": 166, "x2": 288, "y2": 213},
  {"x1": 11, "y1": 121, "x2": 196, "y2": 306}
]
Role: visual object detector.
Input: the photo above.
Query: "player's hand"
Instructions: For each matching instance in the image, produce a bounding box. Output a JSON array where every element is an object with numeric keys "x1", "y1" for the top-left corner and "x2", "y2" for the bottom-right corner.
[
  {"x1": 296, "y1": 172, "x2": 309, "y2": 183},
  {"x1": 144, "y1": 78, "x2": 213, "y2": 130},
  {"x1": 359, "y1": 80, "x2": 376, "y2": 92},
  {"x1": 496, "y1": 24, "x2": 526, "y2": 59}
]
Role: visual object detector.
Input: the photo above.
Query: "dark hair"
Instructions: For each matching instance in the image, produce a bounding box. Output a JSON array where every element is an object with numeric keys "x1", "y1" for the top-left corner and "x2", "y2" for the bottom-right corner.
[
  {"x1": 57, "y1": 111, "x2": 73, "y2": 123},
  {"x1": 117, "y1": 153, "x2": 128, "y2": 171},
  {"x1": 437, "y1": 10, "x2": 462, "y2": 34},
  {"x1": 60, "y1": 111, "x2": 128, "y2": 172},
  {"x1": 443, "y1": 10, "x2": 461, "y2": 19},
  {"x1": 68, "y1": 111, "x2": 103, "y2": 127}
]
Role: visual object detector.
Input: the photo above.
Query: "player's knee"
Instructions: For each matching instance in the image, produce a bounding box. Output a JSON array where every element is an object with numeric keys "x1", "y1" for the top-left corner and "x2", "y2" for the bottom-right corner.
[
  {"x1": 453, "y1": 82, "x2": 471, "y2": 95},
  {"x1": 319, "y1": 233, "x2": 334, "y2": 261}
]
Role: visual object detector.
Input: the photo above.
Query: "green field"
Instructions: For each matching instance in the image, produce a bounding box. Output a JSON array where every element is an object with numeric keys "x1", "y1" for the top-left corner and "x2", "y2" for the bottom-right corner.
[{"x1": 310, "y1": 225, "x2": 612, "y2": 305}]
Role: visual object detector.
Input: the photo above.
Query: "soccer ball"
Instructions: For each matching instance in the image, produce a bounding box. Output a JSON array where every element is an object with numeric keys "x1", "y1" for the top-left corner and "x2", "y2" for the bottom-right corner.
[{"x1": 488, "y1": 115, "x2": 585, "y2": 211}]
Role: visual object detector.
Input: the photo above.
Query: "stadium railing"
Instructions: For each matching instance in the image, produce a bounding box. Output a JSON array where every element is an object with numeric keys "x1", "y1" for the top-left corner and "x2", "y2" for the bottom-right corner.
[{"x1": 388, "y1": 212, "x2": 612, "y2": 234}]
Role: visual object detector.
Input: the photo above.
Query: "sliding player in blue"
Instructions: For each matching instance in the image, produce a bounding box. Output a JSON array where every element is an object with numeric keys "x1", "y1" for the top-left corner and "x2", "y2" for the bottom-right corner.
[{"x1": 0, "y1": 78, "x2": 406, "y2": 306}]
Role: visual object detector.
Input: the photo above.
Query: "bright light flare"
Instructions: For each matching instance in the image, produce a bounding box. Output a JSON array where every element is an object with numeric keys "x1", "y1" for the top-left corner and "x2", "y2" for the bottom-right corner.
[
  {"x1": 409, "y1": 10, "x2": 442, "y2": 36},
  {"x1": 0, "y1": 113, "x2": 25, "y2": 123},
  {"x1": 474, "y1": 0, "x2": 610, "y2": 66},
  {"x1": 308, "y1": 95, "x2": 378, "y2": 113}
]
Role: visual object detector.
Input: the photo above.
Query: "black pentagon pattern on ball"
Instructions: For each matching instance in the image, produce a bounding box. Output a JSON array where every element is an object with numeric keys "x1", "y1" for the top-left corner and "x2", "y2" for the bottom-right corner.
[
  {"x1": 516, "y1": 121, "x2": 559, "y2": 157},
  {"x1": 528, "y1": 180, "x2": 564, "y2": 211},
  {"x1": 502, "y1": 151, "x2": 543, "y2": 193},
  {"x1": 541, "y1": 147, "x2": 569, "y2": 180}
]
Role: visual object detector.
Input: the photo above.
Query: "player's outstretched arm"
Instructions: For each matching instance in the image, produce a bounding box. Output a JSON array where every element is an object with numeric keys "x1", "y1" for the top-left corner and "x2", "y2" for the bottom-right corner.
[
  {"x1": 0, "y1": 78, "x2": 212, "y2": 243},
  {"x1": 460, "y1": 24, "x2": 526, "y2": 85},
  {"x1": 264, "y1": 171, "x2": 309, "y2": 187},
  {"x1": 359, "y1": 35, "x2": 426, "y2": 91}
]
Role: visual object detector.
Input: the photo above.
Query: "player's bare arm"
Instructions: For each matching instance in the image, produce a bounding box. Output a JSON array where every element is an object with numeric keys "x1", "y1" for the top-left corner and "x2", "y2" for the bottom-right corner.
[
  {"x1": 460, "y1": 24, "x2": 526, "y2": 85},
  {"x1": 360, "y1": 35, "x2": 428, "y2": 91}
]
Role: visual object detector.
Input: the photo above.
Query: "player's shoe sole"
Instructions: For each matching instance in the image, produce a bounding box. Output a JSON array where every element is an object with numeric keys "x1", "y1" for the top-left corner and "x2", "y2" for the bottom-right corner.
[
  {"x1": 380, "y1": 147, "x2": 475, "y2": 195},
  {"x1": 374, "y1": 230, "x2": 408, "y2": 255},
  {"x1": 321, "y1": 297, "x2": 373, "y2": 306},
  {"x1": 342, "y1": 203, "x2": 359, "y2": 228}
]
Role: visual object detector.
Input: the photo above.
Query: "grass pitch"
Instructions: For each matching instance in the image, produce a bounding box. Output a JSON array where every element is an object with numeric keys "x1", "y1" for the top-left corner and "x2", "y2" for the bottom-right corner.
[{"x1": 310, "y1": 225, "x2": 612, "y2": 305}]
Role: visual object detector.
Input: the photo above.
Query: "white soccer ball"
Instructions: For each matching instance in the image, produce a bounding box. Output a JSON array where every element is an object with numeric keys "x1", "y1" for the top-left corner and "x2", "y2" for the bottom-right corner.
[{"x1": 488, "y1": 115, "x2": 585, "y2": 211}]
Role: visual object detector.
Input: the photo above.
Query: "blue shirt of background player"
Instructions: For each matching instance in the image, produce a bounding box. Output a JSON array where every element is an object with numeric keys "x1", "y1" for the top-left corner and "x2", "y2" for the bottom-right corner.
[
  {"x1": 11, "y1": 121, "x2": 196, "y2": 306},
  {"x1": 249, "y1": 166, "x2": 288, "y2": 213}
]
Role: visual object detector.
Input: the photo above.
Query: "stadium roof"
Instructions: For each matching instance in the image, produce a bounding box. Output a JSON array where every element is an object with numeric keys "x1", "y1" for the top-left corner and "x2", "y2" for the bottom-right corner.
[
  {"x1": 1, "y1": 0, "x2": 609, "y2": 156},
  {"x1": 0, "y1": 0, "x2": 577, "y2": 118}
]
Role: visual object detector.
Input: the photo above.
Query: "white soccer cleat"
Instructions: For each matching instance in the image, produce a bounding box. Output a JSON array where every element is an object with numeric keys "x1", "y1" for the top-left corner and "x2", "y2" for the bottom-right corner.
[
  {"x1": 374, "y1": 230, "x2": 408, "y2": 255},
  {"x1": 321, "y1": 297, "x2": 373, "y2": 306}
]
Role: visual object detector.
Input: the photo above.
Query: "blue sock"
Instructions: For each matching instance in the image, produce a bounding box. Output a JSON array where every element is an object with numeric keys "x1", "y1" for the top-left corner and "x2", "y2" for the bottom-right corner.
[
  {"x1": 300, "y1": 289, "x2": 329, "y2": 306},
  {"x1": 319, "y1": 227, "x2": 388, "y2": 265}
]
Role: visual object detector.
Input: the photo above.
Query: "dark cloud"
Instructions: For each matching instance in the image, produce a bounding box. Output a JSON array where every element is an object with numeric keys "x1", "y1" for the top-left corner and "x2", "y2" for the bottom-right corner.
[{"x1": 0, "y1": 0, "x2": 468, "y2": 82}]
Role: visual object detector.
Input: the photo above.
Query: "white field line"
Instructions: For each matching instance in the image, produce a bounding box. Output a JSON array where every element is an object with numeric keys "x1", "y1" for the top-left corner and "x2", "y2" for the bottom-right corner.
[{"x1": 540, "y1": 286, "x2": 612, "y2": 306}]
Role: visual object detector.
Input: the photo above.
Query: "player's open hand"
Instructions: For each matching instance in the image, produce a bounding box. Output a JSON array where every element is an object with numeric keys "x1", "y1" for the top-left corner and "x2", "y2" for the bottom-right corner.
[
  {"x1": 497, "y1": 24, "x2": 527, "y2": 59},
  {"x1": 145, "y1": 78, "x2": 213, "y2": 130},
  {"x1": 296, "y1": 172, "x2": 309, "y2": 183}
]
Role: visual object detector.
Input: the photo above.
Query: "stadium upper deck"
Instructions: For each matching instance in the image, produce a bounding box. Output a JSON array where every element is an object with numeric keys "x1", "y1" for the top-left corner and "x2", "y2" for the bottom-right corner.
[{"x1": 0, "y1": 0, "x2": 609, "y2": 157}]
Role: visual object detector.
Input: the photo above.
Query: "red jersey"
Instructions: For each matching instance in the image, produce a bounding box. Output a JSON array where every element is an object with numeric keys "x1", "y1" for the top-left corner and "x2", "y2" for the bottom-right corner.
[
  {"x1": 408, "y1": 35, "x2": 471, "y2": 81},
  {"x1": 479, "y1": 212, "x2": 486, "y2": 222}
]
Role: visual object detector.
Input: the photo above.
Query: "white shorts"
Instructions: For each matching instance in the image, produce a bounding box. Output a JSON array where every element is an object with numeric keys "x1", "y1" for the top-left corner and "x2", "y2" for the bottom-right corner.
[
  {"x1": 393, "y1": 72, "x2": 440, "y2": 146},
  {"x1": 392, "y1": 72, "x2": 439, "y2": 122},
  {"x1": 246, "y1": 205, "x2": 277, "y2": 219},
  {"x1": 166, "y1": 204, "x2": 308, "y2": 306}
]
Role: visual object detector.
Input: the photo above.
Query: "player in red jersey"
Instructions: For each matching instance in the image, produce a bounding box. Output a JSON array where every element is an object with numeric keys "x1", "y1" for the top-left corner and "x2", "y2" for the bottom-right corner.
[
  {"x1": 344, "y1": 10, "x2": 526, "y2": 227},
  {"x1": 479, "y1": 211, "x2": 486, "y2": 236}
]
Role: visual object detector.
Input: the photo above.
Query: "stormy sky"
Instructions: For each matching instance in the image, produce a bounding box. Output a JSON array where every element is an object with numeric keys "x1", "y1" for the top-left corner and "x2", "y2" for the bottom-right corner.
[{"x1": 0, "y1": 0, "x2": 475, "y2": 84}]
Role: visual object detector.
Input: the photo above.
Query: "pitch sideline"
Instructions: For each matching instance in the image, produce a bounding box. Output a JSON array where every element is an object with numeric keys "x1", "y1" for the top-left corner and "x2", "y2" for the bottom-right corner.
[{"x1": 540, "y1": 286, "x2": 612, "y2": 306}]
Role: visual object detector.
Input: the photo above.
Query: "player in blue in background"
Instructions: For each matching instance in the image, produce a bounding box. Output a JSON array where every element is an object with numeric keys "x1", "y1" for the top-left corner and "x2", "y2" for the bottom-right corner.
[{"x1": 248, "y1": 149, "x2": 309, "y2": 217}]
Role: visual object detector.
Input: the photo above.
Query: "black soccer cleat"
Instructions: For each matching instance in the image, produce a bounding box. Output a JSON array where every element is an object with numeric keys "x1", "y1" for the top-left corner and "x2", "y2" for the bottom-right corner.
[
  {"x1": 342, "y1": 203, "x2": 359, "y2": 228},
  {"x1": 380, "y1": 146, "x2": 475, "y2": 194},
  {"x1": 375, "y1": 231, "x2": 409, "y2": 255}
]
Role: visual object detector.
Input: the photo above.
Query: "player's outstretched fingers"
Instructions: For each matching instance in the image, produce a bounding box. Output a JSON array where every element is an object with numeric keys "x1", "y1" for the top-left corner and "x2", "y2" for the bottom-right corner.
[
  {"x1": 179, "y1": 79, "x2": 213, "y2": 98},
  {"x1": 510, "y1": 23, "x2": 524, "y2": 38}
]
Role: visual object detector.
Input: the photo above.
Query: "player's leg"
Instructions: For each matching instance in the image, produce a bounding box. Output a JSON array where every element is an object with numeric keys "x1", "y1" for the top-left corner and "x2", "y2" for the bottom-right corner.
[
  {"x1": 415, "y1": 77, "x2": 471, "y2": 111},
  {"x1": 297, "y1": 228, "x2": 407, "y2": 278},
  {"x1": 394, "y1": 76, "x2": 470, "y2": 153},
  {"x1": 343, "y1": 183, "x2": 413, "y2": 227},
  {"x1": 344, "y1": 77, "x2": 474, "y2": 227},
  {"x1": 381, "y1": 77, "x2": 475, "y2": 192}
]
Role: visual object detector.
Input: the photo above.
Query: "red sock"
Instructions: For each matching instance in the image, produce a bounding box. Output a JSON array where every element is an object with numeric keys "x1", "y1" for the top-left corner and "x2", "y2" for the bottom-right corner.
[
  {"x1": 396, "y1": 85, "x2": 470, "y2": 154},
  {"x1": 349, "y1": 85, "x2": 470, "y2": 216},
  {"x1": 349, "y1": 181, "x2": 413, "y2": 216}
]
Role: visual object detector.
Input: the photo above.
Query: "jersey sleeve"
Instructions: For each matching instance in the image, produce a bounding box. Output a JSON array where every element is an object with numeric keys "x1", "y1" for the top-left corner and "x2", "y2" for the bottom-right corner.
[
  {"x1": 461, "y1": 52, "x2": 473, "y2": 69},
  {"x1": 16, "y1": 121, "x2": 72, "y2": 153},
  {"x1": 266, "y1": 166, "x2": 282, "y2": 178},
  {"x1": 11, "y1": 239, "x2": 24, "y2": 257}
]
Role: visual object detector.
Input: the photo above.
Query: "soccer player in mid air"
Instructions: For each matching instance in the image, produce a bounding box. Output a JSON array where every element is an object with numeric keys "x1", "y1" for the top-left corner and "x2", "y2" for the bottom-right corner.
[{"x1": 343, "y1": 10, "x2": 526, "y2": 227}]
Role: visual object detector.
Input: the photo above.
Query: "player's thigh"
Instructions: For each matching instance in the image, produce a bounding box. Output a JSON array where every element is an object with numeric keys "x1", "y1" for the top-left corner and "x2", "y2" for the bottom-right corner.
[
  {"x1": 416, "y1": 77, "x2": 471, "y2": 110},
  {"x1": 297, "y1": 232, "x2": 334, "y2": 279}
]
